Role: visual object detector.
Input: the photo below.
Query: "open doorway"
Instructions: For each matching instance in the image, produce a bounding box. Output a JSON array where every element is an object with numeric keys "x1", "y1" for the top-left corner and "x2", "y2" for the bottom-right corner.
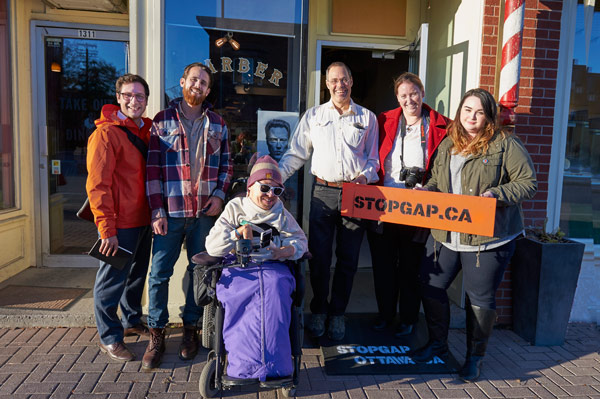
[
  {"x1": 318, "y1": 45, "x2": 410, "y2": 273},
  {"x1": 320, "y1": 46, "x2": 409, "y2": 115}
]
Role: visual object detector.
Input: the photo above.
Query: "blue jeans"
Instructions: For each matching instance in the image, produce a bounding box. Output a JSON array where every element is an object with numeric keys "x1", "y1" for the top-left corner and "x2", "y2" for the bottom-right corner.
[
  {"x1": 308, "y1": 183, "x2": 365, "y2": 316},
  {"x1": 147, "y1": 216, "x2": 215, "y2": 328},
  {"x1": 93, "y1": 225, "x2": 152, "y2": 345}
]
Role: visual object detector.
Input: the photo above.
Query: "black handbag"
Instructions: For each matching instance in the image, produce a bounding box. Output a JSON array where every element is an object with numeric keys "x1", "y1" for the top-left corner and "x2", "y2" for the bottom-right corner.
[
  {"x1": 193, "y1": 265, "x2": 214, "y2": 307},
  {"x1": 76, "y1": 198, "x2": 94, "y2": 222},
  {"x1": 77, "y1": 125, "x2": 148, "y2": 222}
]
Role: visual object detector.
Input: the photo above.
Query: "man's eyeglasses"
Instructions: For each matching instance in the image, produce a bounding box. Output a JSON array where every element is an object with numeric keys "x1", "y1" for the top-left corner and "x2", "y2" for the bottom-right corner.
[
  {"x1": 119, "y1": 92, "x2": 147, "y2": 102},
  {"x1": 327, "y1": 77, "x2": 350, "y2": 86},
  {"x1": 259, "y1": 184, "x2": 284, "y2": 196}
]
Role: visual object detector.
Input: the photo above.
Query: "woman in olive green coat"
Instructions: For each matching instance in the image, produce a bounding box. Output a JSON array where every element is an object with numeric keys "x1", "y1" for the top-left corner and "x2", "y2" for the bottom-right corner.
[{"x1": 410, "y1": 88, "x2": 537, "y2": 382}]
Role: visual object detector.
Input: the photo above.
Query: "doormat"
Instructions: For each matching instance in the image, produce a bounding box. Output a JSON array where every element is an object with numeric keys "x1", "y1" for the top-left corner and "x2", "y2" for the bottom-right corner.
[
  {"x1": 0, "y1": 285, "x2": 88, "y2": 311},
  {"x1": 314, "y1": 313, "x2": 460, "y2": 375}
]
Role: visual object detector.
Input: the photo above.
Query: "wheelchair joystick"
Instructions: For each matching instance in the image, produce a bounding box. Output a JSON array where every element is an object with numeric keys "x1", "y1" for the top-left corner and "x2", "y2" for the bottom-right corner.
[{"x1": 235, "y1": 239, "x2": 253, "y2": 267}]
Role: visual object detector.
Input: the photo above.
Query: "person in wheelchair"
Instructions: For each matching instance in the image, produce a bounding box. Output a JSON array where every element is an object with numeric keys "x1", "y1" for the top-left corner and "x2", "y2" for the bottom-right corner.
[{"x1": 204, "y1": 155, "x2": 308, "y2": 383}]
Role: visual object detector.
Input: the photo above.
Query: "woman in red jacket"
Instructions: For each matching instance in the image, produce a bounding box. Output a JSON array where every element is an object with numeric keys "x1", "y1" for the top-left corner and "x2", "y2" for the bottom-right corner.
[{"x1": 367, "y1": 72, "x2": 449, "y2": 336}]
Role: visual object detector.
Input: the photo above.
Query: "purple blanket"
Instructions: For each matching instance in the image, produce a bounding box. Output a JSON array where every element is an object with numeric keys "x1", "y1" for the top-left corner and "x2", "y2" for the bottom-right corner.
[{"x1": 216, "y1": 259, "x2": 295, "y2": 381}]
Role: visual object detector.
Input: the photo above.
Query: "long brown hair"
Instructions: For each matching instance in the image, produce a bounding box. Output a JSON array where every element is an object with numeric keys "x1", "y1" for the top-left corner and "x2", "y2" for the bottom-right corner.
[{"x1": 448, "y1": 88, "x2": 507, "y2": 155}]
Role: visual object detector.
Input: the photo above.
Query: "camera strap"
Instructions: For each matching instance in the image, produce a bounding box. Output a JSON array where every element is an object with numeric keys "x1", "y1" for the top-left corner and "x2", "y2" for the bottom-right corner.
[{"x1": 399, "y1": 111, "x2": 429, "y2": 169}]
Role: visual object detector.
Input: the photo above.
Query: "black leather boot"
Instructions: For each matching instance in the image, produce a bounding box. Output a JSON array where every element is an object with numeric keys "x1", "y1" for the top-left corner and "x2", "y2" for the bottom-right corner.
[
  {"x1": 459, "y1": 301, "x2": 496, "y2": 382},
  {"x1": 179, "y1": 325, "x2": 199, "y2": 360},
  {"x1": 410, "y1": 296, "x2": 450, "y2": 363}
]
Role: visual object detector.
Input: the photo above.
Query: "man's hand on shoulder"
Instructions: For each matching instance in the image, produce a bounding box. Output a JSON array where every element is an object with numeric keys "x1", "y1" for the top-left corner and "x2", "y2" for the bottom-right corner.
[
  {"x1": 99, "y1": 236, "x2": 119, "y2": 256},
  {"x1": 352, "y1": 175, "x2": 367, "y2": 185},
  {"x1": 152, "y1": 217, "x2": 168, "y2": 236},
  {"x1": 203, "y1": 196, "x2": 224, "y2": 217}
]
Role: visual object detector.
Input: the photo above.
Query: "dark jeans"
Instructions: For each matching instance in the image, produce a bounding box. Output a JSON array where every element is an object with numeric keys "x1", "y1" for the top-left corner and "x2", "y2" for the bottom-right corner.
[
  {"x1": 93, "y1": 225, "x2": 152, "y2": 345},
  {"x1": 367, "y1": 223, "x2": 424, "y2": 324},
  {"x1": 308, "y1": 184, "x2": 365, "y2": 316},
  {"x1": 418, "y1": 235, "x2": 516, "y2": 309},
  {"x1": 147, "y1": 216, "x2": 215, "y2": 328}
]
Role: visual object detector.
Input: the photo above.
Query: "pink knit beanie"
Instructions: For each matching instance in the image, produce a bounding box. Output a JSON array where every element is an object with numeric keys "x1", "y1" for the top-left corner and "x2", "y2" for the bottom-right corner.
[{"x1": 247, "y1": 155, "x2": 283, "y2": 188}]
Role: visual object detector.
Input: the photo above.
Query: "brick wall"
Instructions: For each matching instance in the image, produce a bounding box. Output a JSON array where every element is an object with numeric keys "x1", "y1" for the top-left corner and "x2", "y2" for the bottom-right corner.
[{"x1": 480, "y1": 0, "x2": 563, "y2": 325}]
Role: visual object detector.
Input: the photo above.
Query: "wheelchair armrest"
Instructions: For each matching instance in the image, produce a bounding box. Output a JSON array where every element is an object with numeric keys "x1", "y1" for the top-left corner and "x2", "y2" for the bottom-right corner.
[{"x1": 191, "y1": 252, "x2": 223, "y2": 266}]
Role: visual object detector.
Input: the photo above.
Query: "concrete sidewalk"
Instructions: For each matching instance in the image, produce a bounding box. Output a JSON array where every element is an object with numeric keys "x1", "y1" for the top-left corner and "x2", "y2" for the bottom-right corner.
[{"x1": 0, "y1": 324, "x2": 599, "y2": 398}]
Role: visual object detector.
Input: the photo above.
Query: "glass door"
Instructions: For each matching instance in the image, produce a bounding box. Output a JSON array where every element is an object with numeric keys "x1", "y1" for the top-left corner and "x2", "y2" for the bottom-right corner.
[{"x1": 34, "y1": 24, "x2": 128, "y2": 267}]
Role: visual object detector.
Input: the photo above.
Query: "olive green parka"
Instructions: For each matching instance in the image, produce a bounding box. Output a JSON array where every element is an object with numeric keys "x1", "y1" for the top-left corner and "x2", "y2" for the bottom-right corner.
[{"x1": 424, "y1": 132, "x2": 537, "y2": 246}]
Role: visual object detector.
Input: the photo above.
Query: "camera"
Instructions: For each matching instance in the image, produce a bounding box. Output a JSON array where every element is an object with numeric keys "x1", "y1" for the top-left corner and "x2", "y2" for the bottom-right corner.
[
  {"x1": 399, "y1": 166, "x2": 425, "y2": 188},
  {"x1": 259, "y1": 229, "x2": 273, "y2": 249}
]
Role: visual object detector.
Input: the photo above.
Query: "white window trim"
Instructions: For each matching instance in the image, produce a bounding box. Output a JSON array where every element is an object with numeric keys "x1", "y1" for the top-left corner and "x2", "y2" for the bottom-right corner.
[
  {"x1": 547, "y1": 0, "x2": 577, "y2": 232},
  {"x1": 130, "y1": 0, "x2": 164, "y2": 116}
]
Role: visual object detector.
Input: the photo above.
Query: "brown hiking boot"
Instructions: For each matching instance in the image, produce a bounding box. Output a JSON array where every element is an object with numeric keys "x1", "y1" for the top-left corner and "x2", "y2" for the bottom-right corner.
[
  {"x1": 142, "y1": 328, "x2": 165, "y2": 370},
  {"x1": 179, "y1": 326, "x2": 199, "y2": 360}
]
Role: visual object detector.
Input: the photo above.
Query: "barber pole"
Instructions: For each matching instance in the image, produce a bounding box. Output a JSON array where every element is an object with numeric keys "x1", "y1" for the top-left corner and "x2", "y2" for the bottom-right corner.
[{"x1": 498, "y1": 0, "x2": 525, "y2": 126}]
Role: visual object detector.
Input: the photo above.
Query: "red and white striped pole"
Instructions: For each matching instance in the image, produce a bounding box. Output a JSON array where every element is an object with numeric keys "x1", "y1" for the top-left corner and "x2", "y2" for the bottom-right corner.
[{"x1": 498, "y1": 0, "x2": 525, "y2": 126}]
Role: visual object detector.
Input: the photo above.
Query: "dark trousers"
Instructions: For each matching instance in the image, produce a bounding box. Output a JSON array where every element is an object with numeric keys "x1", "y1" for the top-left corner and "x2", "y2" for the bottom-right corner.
[
  {"x1": 308, "y1": 184, "x2": 365, "y2": 316},
  {"x1": 93, "y1": 225, "x2": 152, "y2": 345},
  {"x1": 367, "y1": 223, "x2": 424, "y2": 324},
  {"x1": 418, "y1": 235, "x2": 516, "y2": 309}
]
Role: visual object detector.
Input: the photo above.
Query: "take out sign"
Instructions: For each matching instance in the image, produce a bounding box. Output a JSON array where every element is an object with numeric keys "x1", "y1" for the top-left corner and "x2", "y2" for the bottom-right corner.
[{"x1": 341, "y1": 184, "x2": 496, "y2": 237}]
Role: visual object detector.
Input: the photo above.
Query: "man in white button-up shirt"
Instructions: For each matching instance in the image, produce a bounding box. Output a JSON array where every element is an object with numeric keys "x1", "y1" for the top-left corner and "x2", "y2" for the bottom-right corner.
[{"x1": 279, "y1": 62, "x2": 379, "y2": 341}]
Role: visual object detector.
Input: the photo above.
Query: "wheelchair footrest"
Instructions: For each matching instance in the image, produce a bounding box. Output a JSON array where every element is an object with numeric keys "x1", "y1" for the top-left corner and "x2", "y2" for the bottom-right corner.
[
  {"x1": 259, "y1": 376, "x2": 293, "y2": 389},
  {"x1": 222, "y1": 375, "x2": 259, "y2": 387}
]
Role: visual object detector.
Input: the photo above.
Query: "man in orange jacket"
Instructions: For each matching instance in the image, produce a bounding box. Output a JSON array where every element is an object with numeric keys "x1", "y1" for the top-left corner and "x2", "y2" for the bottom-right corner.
[{"x1": 86, "y1": 74, "x2": 152, "y2": 362}]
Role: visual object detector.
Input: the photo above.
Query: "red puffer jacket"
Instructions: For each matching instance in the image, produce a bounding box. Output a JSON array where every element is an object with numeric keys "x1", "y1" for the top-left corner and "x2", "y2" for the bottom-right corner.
[
  {"x1": 86, "y1": 104, "x2": 151, "y2": 239},
  {"x1": 376, "y1": 103, "x2": 450, "y2": 184}
]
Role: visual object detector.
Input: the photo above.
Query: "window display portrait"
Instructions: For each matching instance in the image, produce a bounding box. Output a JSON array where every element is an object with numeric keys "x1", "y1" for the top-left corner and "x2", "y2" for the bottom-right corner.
[
  {"x1": 257, "y1": 110, "x2": 300, "y2": 217},
  {"x1": 257, "y1": 110, "x2": 298, "y2": 161}
]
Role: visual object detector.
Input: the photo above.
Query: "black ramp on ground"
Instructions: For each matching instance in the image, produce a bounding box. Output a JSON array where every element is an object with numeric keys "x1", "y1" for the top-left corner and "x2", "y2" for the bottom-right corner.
[{"x1": 315, "y1": 313, "x2": 460, "y2": 375}]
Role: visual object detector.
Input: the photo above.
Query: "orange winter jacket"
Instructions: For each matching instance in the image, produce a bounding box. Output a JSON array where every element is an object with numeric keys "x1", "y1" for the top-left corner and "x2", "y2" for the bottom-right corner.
[{"x1": 86, "y1": 104, "x2": 152, "y2": 239}]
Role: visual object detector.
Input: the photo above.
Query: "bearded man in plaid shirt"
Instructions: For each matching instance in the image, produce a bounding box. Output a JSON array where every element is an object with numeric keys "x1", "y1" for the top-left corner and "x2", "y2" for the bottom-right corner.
[{"x1": 143, "y1": 62, "x2": 232, "y2": 370}]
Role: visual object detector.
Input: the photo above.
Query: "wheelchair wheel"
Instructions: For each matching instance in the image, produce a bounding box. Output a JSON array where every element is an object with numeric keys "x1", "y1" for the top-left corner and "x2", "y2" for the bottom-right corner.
[
  {"x1": 199, "y1": 358, "x2": 218, "y2": 398},
  {"x1": 281, "y1": 386, "x2": 296, "y2": 397},
  {"x1": 202, "y1": 301, "x2": 216, "y2": 349}
]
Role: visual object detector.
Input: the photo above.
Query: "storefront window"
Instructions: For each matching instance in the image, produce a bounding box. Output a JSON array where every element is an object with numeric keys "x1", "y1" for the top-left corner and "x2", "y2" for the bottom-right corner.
[
  {"x1": 560, "y1": 2, "x2": 600, "y2": 243},
  {"x1": 164, "y1": 0, "x2": 307, "y2": 219},
  {"x1": 0, "y1": 0, "x2": 14, "y2": 210}
]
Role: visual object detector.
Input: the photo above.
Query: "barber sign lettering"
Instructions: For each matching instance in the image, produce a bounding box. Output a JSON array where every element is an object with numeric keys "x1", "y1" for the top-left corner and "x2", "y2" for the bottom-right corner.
[{"x1": 341, "y1": 184, "x2": 496, "y2": 237}]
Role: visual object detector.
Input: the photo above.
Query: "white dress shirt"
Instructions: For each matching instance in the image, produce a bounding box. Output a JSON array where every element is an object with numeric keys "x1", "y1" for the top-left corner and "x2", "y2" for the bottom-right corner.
[{"x1": 278, "y1": 99, "x2": 380, "y2": 184}]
